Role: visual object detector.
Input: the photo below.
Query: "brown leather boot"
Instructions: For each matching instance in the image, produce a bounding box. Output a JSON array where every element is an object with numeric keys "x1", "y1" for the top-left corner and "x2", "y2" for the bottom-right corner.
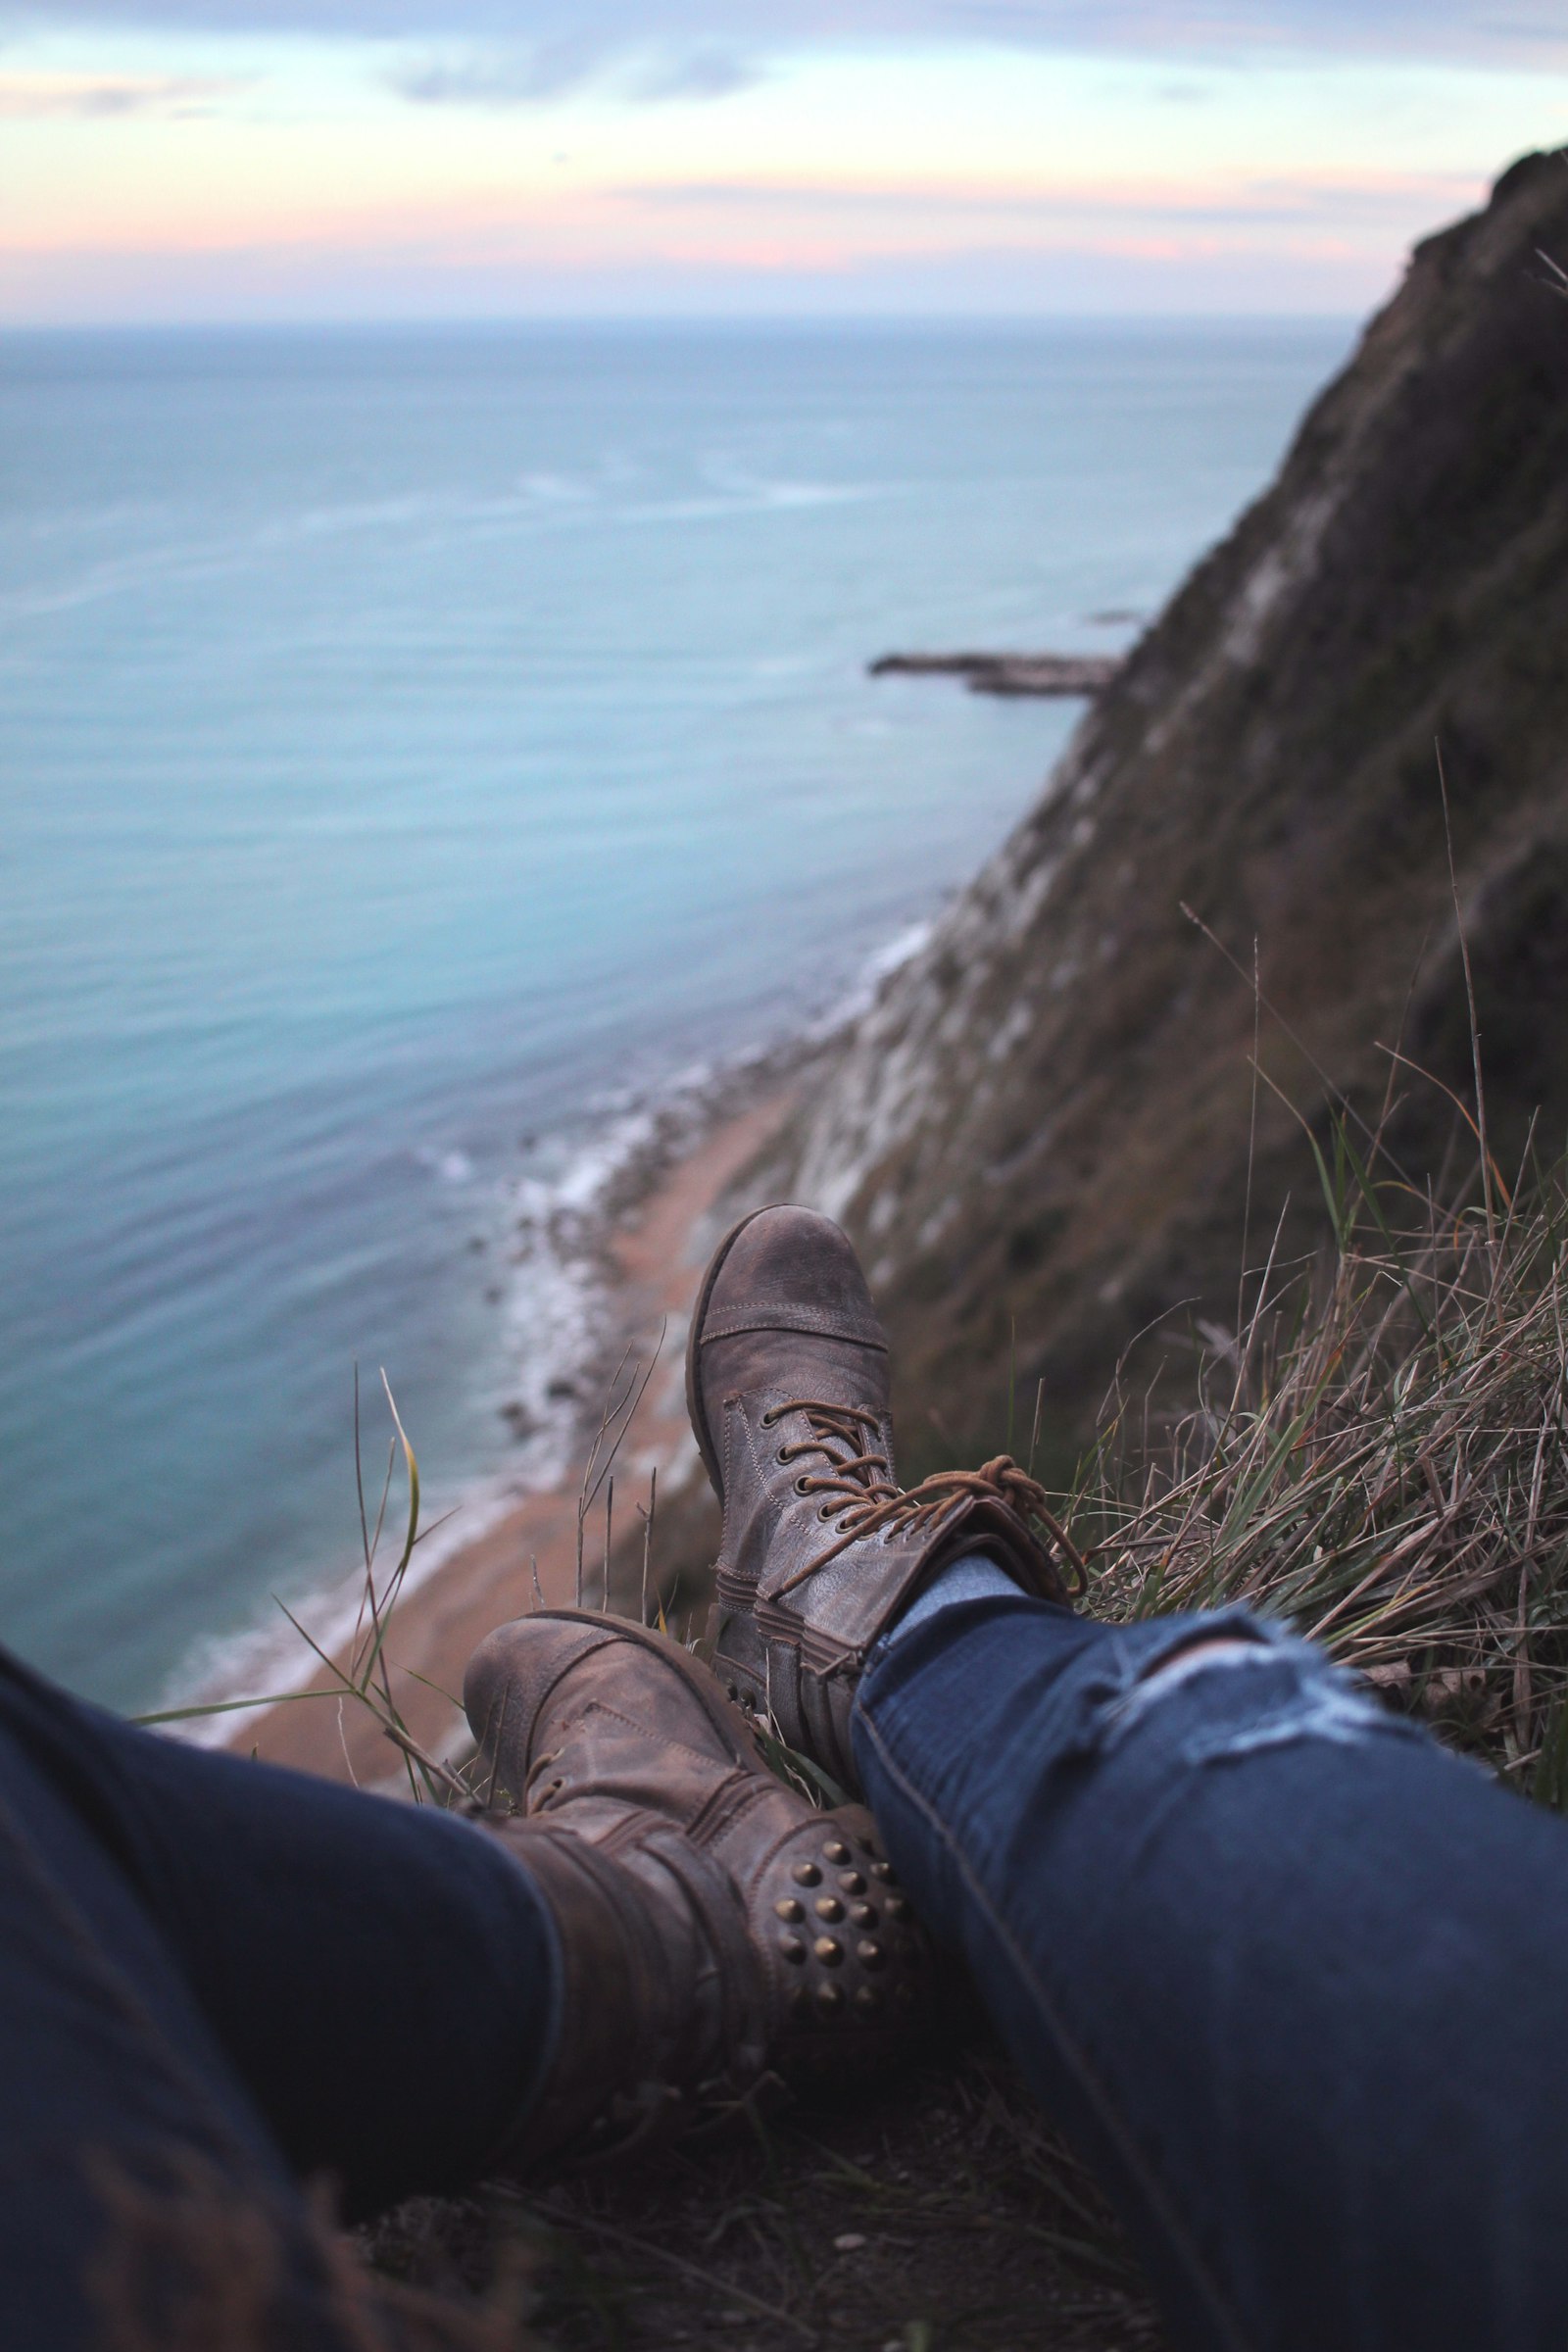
[
  {"x1": 464, "y1": 1609, "x2": 933, "y2": 2170},
  {"x1": 686, "y1": 1204, "x2": 1083, "y2": 1795}
]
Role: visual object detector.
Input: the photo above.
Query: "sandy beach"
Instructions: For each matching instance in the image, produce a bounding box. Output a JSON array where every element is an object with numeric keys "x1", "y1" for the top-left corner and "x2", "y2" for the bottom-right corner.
[{"x1": 224, "y1": 1088, "x2": 792, "y2": 1785}]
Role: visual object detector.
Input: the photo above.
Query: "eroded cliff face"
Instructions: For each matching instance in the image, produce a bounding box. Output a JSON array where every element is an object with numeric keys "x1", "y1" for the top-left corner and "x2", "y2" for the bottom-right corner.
[{"x1": 762, "y1": 152, "x2": 1568, "y2": 1462}]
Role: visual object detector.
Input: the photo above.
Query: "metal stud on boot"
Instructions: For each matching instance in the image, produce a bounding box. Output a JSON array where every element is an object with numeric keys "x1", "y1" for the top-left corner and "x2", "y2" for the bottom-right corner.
[{"x1": 465, "y1": 1610, "x2": 934, "y2": 2169}]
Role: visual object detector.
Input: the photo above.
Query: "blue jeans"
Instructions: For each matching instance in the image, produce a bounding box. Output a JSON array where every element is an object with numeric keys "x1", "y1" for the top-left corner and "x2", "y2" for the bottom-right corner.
[
  {"x1": 0, "y1": 1643, "x2": 557, "y2": 2349},
  {"x1": 856, "y1": 1592, "x2": 1568, "y2": 2352},
  {"x1": 10, "y1": 1602, "x2": 1568, "y2": 2351}
]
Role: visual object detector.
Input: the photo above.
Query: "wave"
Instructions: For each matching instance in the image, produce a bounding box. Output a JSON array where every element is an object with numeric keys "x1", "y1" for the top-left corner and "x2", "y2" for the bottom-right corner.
[
  {"x1": 3, "y1": 470, "x2": 882, "y2": 624},
  {"x1": 158, "y1": 1066, "x2": 720, "y2": 1742},
  {"x1": 807, "y1": 916, "x2": 933, "y2": 1038},
  {"x1": 614, "y1": 474, "x2": 879, "y2": 529},
  {"x1": 157, "y1": 1113, "x2": 640, "y2": 1744},
  {"x1": 163, "y1": 1477, "x2": 521, "y2": 1751},
  {"x1": 156, "y1": 913, "x2": 934, "y2": 1744}
]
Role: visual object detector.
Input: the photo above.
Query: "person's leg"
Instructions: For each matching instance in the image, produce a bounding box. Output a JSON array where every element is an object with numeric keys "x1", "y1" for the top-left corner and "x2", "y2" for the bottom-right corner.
[
  {"x1": 0, "y1": 1645, "x2": 559, "y2": 2215},
  {"x1": 854, "y1": 1582, "x2": 1568, "y2": 2352},
  {"x1": 1, "y1": 1605, "x2": 938, "y2": 2348},
  {"x1": 0, "y1": 1642, "x2": 560, "y2": 2349}
]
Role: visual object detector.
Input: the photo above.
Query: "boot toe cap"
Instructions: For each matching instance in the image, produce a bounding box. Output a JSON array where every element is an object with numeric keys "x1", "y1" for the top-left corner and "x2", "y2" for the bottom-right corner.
[
  {"x1": 464, "y1": 1615, "x2": 615, "y2": 1788},
  {"x1": 709, "y1": 1204, "x2": 880, "y2": 1327}
]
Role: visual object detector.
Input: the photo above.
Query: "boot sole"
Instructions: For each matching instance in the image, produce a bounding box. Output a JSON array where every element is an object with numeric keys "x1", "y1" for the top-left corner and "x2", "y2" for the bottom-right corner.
[{"x1": 683, "y1": 1201, "x2": 786, "y2": 1508}]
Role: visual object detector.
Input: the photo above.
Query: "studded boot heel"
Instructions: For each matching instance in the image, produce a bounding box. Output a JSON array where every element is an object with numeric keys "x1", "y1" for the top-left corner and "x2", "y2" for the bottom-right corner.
[{"x1": 465, "y1": 1610, "x2": 933, "y2": 2169}]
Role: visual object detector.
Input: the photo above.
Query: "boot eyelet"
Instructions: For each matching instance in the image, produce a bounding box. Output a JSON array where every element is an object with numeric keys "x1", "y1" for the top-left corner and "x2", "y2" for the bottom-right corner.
[
  {"x1": 760, "y1": 1408, "x2": 778, "y2": 1427},
  {"x1": 818, "y1": 1504, "x2": 836, "y2": 1521},
  {"x1": 776, "y1": 1448, "x2": 791, "y2": 1466},
  {"x1": 795, "y1": 1476, "x2": 811, "y2": 1495}
]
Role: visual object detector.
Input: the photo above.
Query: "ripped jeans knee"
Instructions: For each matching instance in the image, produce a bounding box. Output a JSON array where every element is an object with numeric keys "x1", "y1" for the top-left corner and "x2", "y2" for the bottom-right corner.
[{"x1": 1056, "y1": 1608, "x2": 1425, "y2": 1773}]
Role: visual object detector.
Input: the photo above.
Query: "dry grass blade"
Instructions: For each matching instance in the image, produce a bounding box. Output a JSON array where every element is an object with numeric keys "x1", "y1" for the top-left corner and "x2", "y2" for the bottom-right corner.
[
  {"x1": 574, "y1": 1319, "x2": 666, "y2": 1607},
  {"x1": 134, "y1": 1370, "x2": 432, "y2": 1761},
  {"x1": 1435, "y1": 740, "x2": 1494, "y2": 1243},
  {"x1": 558, "y1": 2212, "x2": 816, "y2": 2342},
  {"x1": 638, "y1": 1464, "x2": 658, "y2": 1627},
  {"x1": 1068, "y1": 1136, "x2": 1568, "y2": 1795}
]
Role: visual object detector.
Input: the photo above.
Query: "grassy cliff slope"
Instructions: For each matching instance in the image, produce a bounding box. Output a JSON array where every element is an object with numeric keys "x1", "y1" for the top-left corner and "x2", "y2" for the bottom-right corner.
[{"x1": 760, "y1": 151, "x2": 1568, "y2": 1462}]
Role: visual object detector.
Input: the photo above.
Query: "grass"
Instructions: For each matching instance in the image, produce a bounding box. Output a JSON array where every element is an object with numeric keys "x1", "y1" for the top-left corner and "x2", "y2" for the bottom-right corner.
[
  {"x1": 361, "y1": 2047, "x2": 1163, "y2": 2352},
  {"x1": 1067, "y1": 1124, "x2": 1568, "y2": 1800},
  {"x1": 136, "y1": 1365, "x2": 477, "y2": 1805}
]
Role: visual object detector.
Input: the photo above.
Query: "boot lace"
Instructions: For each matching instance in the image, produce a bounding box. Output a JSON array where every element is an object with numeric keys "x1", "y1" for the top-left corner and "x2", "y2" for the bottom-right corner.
[{"x1": 760, "y1": 1398, "x2": 1086, "y2": 1596}]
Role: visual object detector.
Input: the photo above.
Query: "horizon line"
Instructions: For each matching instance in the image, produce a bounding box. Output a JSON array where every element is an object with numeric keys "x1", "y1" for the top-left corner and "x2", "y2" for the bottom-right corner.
[{"x1": 0, "y1": 308, "x2": 1364, "y2": 334}]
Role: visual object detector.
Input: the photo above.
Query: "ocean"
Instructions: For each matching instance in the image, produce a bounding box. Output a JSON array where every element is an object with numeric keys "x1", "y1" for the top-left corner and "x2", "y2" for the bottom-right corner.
[{"x1": 0, "y1": 318, "x2": 1351, "y2": 1711}]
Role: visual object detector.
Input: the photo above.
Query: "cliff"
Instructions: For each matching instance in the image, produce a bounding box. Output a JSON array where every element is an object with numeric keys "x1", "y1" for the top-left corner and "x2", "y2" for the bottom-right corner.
[{"x1": 760, "y1": 151, "x2": 1568, "y2": 1462}]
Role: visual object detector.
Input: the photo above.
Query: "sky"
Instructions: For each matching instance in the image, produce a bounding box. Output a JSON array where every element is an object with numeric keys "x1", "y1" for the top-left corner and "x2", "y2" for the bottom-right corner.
[{"x1": 3, "y1": 4, "x2": 1567, "y2": 322}]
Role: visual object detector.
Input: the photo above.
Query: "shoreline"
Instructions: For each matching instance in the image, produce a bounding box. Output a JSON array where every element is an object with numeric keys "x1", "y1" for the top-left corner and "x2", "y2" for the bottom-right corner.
[{"x1": 212, "y1": 1082, "x2": 795, "y2": 1784}]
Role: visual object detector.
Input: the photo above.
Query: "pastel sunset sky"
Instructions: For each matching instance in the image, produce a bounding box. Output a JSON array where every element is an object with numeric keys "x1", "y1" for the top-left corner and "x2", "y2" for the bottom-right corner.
[{"x1": 4, "y1": 3, "x2": 1567, "y2": 321}]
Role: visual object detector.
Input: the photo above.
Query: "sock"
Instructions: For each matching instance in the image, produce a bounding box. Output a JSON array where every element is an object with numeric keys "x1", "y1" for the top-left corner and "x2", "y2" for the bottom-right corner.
[{"x1": 884, "y1": 1553, "x2": 1022, "y2": 1645}]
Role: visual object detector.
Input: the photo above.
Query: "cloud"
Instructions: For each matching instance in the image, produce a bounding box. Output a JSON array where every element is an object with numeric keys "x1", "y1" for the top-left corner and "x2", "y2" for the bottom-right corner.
[
  {"x1": 617, "y1": 168, "x2": 1478, "y2": 231},
  {"x1": 632, "y1": 48, "x2": 763, "y2": 100},
  {"x1": 0, "y1": 70, "x2": 243, "y2": 114},
  {"x1": 390, "y1": 40, "x2": 763, "y2": 109},
  {"x1": 391, "y1": 41, "x2": 603, "y2": 107},
  {"x1": 6, "y1": 0, "x2": 1568, "y2": 71},
  {"x1": 0, "y1": 209, "x2": 1397, "y2": 326}
]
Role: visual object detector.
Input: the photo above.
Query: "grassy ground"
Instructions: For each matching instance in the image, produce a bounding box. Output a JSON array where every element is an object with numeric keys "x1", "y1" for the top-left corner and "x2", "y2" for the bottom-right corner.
[
  {"x1": 360, "y1": 2042, "x2": 1162, "y2": 2352},
  {"x1": 1078, "y1": 1120, "x2": 1568, "y2": 1795},
  {"x1": 340, "y1": 1116, "x2": 1566, "y2": 2350}
]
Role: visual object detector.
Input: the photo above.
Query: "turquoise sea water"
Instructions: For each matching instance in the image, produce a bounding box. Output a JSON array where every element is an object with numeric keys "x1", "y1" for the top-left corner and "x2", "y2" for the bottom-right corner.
[{"x1": 0, "y1": 319, "x2": 1349, "y2": 1709}]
